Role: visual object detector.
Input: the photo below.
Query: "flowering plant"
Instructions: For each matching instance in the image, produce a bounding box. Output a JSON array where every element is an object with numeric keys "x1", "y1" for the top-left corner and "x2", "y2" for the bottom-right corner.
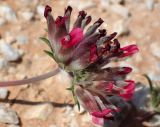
[
  {"x1": 43, "y1": 5, "x2": 138, "y2": 125},
  {"x1": 0, "y1": 5, "x2": 138, "y2": 126}
]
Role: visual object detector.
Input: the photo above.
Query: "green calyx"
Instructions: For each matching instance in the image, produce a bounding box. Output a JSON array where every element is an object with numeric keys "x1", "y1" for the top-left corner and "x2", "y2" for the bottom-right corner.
[
  {"x1": 39, "y1": 36, "x2": 65, "y2": 69},
  {"x1": 74, "y1": 70, "x2": 90, "y2": 83},
  {"x1": 67, "y1": 70, "x2": 89, "y2": 111},
  {"x1": 40, "y1": 36, "x2": 90, "y2": 111}
]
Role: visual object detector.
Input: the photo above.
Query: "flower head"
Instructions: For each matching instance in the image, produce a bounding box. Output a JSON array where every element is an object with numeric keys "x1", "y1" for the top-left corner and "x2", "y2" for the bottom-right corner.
[{"x1": 44, "y1": 5, "x2": 139, "y2": 126}]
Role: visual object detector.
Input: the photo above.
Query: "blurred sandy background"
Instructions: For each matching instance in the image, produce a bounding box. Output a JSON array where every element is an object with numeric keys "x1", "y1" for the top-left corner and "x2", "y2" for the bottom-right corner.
[{"x1": 0, "y1": 0, "x2": 160, "y2": 127}]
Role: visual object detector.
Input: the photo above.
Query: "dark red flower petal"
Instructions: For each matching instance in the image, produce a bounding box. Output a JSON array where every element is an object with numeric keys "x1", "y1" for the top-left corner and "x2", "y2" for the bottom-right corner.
[
  {"x1": 55, "y1": 16, "x2": 67, "y2": 27},
  {"x1": 91, "y1": 108, "x2": 112, "y2": 117},
  {"x1": 120, "y1": 44, "x2": 139, "y2": 57},
  {"x1": 90, "y1": 45, "x2": 98, "y2": 63},
  {"x1": 64, "y1": 6, "x2": 72, "y2": 32},
  {"x1": 117, "y1": 67, "x2": 132, "y2": 74},
  {"x1": 86, "y1": 16, "x2": 92, "y2": 25},
  {"x1": 61, "y1": 28, "x2": 84, "y2": 49},
  {"x1": 81, "y1": 16, "x2": 92, "y2": 29},
  {"x1": 44, "y1": 5, "x2": 52, "y2": 18},
  {"x1": 65, "y1": 6, "x2": 72, "y2": 14},
  {"x1": 79, "y1": 10, "x2": 87, "y2": 18},
  {"x1": 119, "y1": 80, "x2": 135, "y2": 100},
  {"x1": 94, "y1": 18, "x2": 104, "y2": 26},
  {"x1": 73, "y1": 11, "x2": 87, "y2": 28},
  {"x1": 85, "y1": 18, "x2": 104, "y2": 37}
]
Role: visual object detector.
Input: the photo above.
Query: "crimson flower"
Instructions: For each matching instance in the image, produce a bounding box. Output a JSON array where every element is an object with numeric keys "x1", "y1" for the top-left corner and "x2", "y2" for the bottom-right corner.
[{"x1": 44, "y1": 5, "x2": 138, "y2": 126}]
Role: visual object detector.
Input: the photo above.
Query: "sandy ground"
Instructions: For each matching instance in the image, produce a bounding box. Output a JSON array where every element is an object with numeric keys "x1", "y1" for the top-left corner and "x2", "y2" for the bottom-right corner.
[{"x1": 0, "y1": 0, "x2": 160, "y2": 127}]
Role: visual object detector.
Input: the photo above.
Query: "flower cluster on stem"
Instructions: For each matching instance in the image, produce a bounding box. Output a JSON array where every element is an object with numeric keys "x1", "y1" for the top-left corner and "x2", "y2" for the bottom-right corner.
[
  {"x1": 44, "y1": 5, "x2": 139, "y2": 125},
  {"x1": 0, "y1": 4, "x2": 139, "y2": 126}
]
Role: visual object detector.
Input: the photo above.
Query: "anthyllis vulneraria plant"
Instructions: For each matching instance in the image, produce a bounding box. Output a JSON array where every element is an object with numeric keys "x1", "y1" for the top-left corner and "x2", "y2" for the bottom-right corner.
[{"x1": 0, "y1": 5, "x2": 138, "y2": 126}]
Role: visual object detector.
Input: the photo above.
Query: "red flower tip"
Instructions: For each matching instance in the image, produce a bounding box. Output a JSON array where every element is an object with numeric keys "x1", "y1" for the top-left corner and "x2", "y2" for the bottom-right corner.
[
  {"x1": 95, "y1": 18, "x2": 104, "y2": 26},
  {"x1": 113, "y1": 39, "x2": 120, "y2": 49},
  {"x1": 118, "y1": 67, "x2": 132, "y2": 74},
  {"x1": 123, "y1": 67, "x2": 132, "y2": 73},
  {"x1": 65, "y1": 6, "x2": 72, "y2": 14},
  {"x1": 99, "y1": 29, "x2": 106, "y2": 37},
  {"x1": 55, "y1": 16, "x2": 67, "y2": 26},
  {"x1": 91, "y1": 109, "x2": 112, "y2": 117},
  {"x1": 79, "y1": 10, "x2": 87, "y2": 18},
  {"x1": 86, "y1": 16, "x2": 92, "y2": 25},
  {"x1": 120, "y1": 44, "x2": 139, "y2": 57},
  {"x1": 104, "y1": 32, "x2": 118, "y2": 43},
  {"x1": 44, "y1": 5, "x2": 52, "y2": 18},
  {"x1": 119, "y1": 80, "x2": 135, "y2": 100},
  {"x1": 110, "y1": 32, "x2": 117, "y2": 37}
]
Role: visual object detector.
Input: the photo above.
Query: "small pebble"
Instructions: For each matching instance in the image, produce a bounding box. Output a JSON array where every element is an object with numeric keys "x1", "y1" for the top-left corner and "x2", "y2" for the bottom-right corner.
[
  {"x1": 100, "y1": 0, "x2": 110, "y2": 9},
  {"x1": 64, "y1": 106, "x2": 74, "y2": 116},
  {"x1": 146, "y1": 0, "x2": 154, "y2": 11},
  {"x1": 68, "y1": 0, "x2": 96, "y2": 10},
  {"x1": 0, "y1": 5, "x2": 17, "y2": 22},
  {"x1": 113, "y1": 20, "x2": 129, "y2": 36},
  {"x1": 0, "y1": 40, "x2": 21, "y2": 61},
  {"x1": 0, "y1": 88, "x2": 9, "y2": 99},
  {"x1": 0, "y1": 18, "x2": 6, "y2": 27},
  {"x1": 110, "y1": 4, "x2": 130, "y2": 18},
  {"x1": 0, "y1": 58, "x2": 8, "y2": 69},
  {"x1": 16, "y1": 35, "x2": 28, "y2": 44},
  {"x1": 18, "y1": 11, "x2": 34, "y2": 21},
  {"x1": 22, "y1": 103, "x2": 54, "y2": 120},
  {"x1": 0, "y1": 105, "x2": 19, "y2": 124},
  {"x1": 37, "y1": 5, "x2": 45, "y2": 17}
]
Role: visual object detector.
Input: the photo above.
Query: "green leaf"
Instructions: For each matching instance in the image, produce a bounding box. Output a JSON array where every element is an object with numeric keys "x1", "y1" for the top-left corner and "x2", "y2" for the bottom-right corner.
[
  {"x1": 77, "y1": 99, "x2": 80, "y2": 111},
  {"x1": 68, "y1": 81, "x2": 81, "y2": 111},
  {"x1": 66, "y1": 87, "x2": 73, "y2": 91},
  {"x1": 73, "y1": 94, "x2": 80, "y2": 111},
  {"x1": 39, "y1": 37, "x2": 52, "y2": 49},
  {"x1": 44, "y1": 50, "x2": 54, "y2": 59},
  {"x1": 151, "y1": 89, "x2": 160, "y2": 107},
  {"x1": 144, "y1": 74, "x2": 160, "y2": 109}
]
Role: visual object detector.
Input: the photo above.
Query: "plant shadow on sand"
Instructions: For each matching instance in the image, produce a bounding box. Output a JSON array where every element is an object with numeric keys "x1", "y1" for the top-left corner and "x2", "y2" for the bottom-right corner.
[
  {"x1": 0, "y1": 82, "x2": 159, "y2": 127},
  {"x1": 103, "y1": 82, "x2": 160, "y2": 127}
]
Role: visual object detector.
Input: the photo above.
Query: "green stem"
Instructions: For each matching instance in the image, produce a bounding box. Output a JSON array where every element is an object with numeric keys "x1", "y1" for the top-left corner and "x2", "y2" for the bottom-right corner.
[{"x1": 67, "y1": 71, "x2": 80, "y2": 110}]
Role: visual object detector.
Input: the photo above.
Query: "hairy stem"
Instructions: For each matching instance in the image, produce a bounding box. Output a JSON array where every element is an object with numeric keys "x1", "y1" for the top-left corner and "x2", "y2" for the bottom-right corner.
[{"x1": 0, "y1": 68, "x2": 60, "y2": 87}]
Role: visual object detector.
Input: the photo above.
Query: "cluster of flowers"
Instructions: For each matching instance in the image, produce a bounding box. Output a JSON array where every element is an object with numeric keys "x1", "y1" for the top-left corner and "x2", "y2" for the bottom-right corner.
[{"x1": 44, "y1": 5, "x2": 138, "y2": 126}]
